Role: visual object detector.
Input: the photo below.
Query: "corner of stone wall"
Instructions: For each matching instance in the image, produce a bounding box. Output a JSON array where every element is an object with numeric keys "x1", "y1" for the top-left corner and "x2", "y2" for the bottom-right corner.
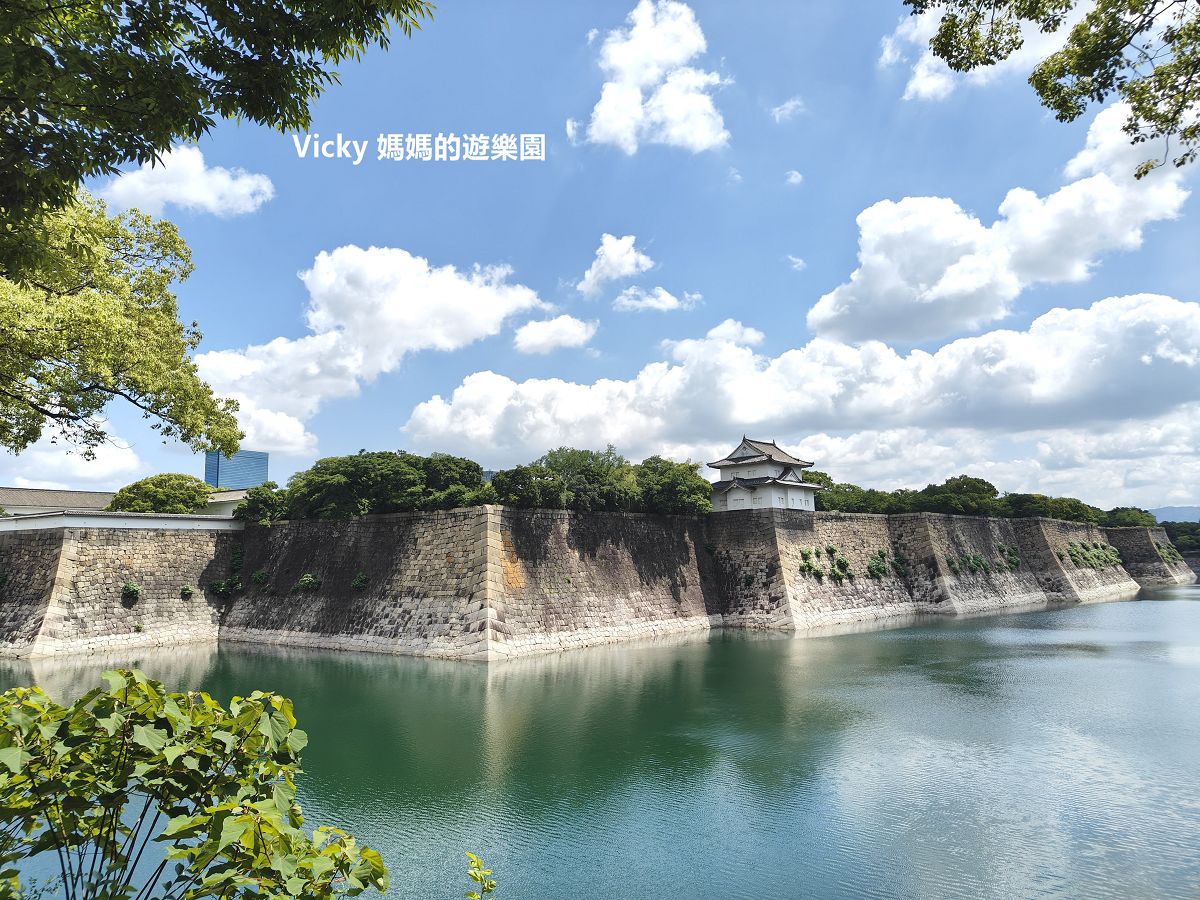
[
  {"x1": 1104, "y1": 526, "x2": 1197, "y2": 587},
  {"x1": 27, "y1": 528, "x2": 79, "y2": 657},
  {"x1": 461, "y1": 505, "x2": 511, "y2": 661}
]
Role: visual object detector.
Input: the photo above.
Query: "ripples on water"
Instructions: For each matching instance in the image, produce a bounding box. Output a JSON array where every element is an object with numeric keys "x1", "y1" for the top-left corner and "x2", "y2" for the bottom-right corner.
[{"x1": 3, "y1": 587, "x2": 1199, "y2": 898}]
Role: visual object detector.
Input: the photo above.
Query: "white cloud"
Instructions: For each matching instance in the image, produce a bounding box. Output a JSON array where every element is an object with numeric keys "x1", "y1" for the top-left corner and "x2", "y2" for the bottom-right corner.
[
  {"x1": 0, "y1": 436, "x2": 143, "y2": 491},
  {"x1": 576, "y1": 233, "x2": 655, "y2": 296},
  {"x1": 613, "y1": 286, "x2": 699, "y2": 312},
  {"x1": 727, "y1": 166, "x2": 743, "y2": 183},
  {"x1": 786, "y1": 255, "x2": 807, "y2": 272},
  {"x1": 98, "y1": 145, "x2": 274, "y2": 217},
  {"x1": 513, "y1": 316, "x2": 598, "y2": 354},
  {"x1": 785, "y1": 170, "x2": 804, "y2": 186},
  {"x1": 770, "y1": 96, "x2": 805, "y2": 123},
  {"x1": 586, "y1": 27, "x2": 599, "y2": 44},
  {"x1": 808, "y1": 103, "x2": 1192, "y2": 342},
  {"x1": 565, "y1": 118, "x2": 580, "y2": 144},
  {"x1": 581, "y1": 0, "x2": 729, "y2": 154},
  {"x1": 196, "y1": 245, "x2": 545, "y2": 455},
  {"x1": 403, "y1": 294, "x2": 1200, "y2": 506},
  {"x1": 879, "y1": 9, "x2": 1083, "y2": 102}
]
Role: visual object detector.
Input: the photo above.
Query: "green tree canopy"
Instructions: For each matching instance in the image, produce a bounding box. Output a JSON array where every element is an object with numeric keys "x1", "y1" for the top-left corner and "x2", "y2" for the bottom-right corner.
[
  {"x1": 0, "y1": 192, "x2": 242, "y2": 458},
  {"x1": 904, "y1": 0, "x2": 1200, "y2": 177},
  {"x1": 0, "y1": 669, "x2": 387, "y2": 898},
  {"x1": 490, "y1": 464, "x2": 568, "y2": 510},
  {"x1": 279, "y1": 450, "x2": 496, "y2": 520},
  {"x1": 1102, "y1": 506, "x2": 1158, "y2": 527},
  {"x1": 107, "y1": 473, "x2": 213, "y2": 514},
  {"x1": 1, "y1": 0, "x2": 433, "y2": 272},
  {"x1": 284, "y1": 451, "x2": 426, "y2": 520},
  {"x1": 232, "y1": 480, "x2": 289, "y2": 526},
  {"x1": 536, "y1": 445, "x2": 641, "y2": 512},
  {"x1": 632, "y1": 456, "x2": 713, "y2": 515}
]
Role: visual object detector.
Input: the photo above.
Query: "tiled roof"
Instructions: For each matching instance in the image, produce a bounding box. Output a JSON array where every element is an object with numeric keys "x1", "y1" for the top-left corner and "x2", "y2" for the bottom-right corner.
[
  {"x1": 708, "y1": 437, "x2": 813, "y2": 468},
  {"x1": 0, "y1": 487, "x2": 115, "y2": 509},
  {"x1": 711, "y1": 476, "x2": 822, "y2": 494}
]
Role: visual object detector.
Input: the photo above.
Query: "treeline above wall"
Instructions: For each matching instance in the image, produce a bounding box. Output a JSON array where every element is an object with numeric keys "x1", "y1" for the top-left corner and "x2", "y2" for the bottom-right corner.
[
  {"x1": 233, "y1": 447, "x2": 714, "y2": 524},
  {"x1": 801, "y1": 472, "x2": 1157, "y2": 528}
]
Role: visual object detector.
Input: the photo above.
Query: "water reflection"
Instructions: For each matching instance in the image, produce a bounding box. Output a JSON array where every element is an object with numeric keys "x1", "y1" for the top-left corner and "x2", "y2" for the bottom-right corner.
[{"x1": 1, "y1": 591, "x2": 1198, "y2": 898}]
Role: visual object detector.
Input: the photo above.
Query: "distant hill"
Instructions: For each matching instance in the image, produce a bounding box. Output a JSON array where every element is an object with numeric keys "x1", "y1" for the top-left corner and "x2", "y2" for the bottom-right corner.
[{"x1": 1152, "y1": 506, "x2": 1200, "y2": 523}]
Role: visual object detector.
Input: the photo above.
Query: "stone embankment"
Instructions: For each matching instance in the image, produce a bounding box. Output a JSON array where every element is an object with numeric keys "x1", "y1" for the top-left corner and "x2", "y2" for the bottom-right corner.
[{"x1": 0, "y1": 507, "x2": 1193, "y2": 660}]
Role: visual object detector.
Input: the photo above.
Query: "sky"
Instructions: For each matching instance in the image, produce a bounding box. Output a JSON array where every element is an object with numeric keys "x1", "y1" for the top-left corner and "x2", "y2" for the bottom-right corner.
[{"x1": 4, "y1": 0, "x2": 1200, "y2": 509}]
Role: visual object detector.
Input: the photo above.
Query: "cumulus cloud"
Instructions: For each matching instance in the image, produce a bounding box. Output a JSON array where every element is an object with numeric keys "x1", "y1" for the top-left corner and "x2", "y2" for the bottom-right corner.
[
  {"x1": 785, "y1": 170, "x2": 804, "y2": 186},
  {"x1": 770, "y1": 97, "x2": 805, "y2": 123},
  {"x1": 98, "y1": 145, "x2": 274, "y2": 217},
  {"x1": 196, "y1": 245, "x2": 545, "y2": 455},
  {"x1": 0, "y1": 436, "x2": 143, "y2": 490},
  {"x1": 402, "y1": 295, "x2": 1200, "y2": 500},
  {"x1": 808, "y1": 103, "x2": 1192, "y2": 342},
  {"x1": 513, "y1": 316, "x2": 598, "y2": 354},
  {"x1": 576, "y1": 233, "x2": 655, "y2": 296},
  {"x1": 879, "y1": 10, "x2": 1081, "y2": 101},
  {"x1": 579, "y1": 0, "x2": 729, "y2": 154},
  {"x1": 613, "y1": 286, "x2": 699, "y2": 312}
]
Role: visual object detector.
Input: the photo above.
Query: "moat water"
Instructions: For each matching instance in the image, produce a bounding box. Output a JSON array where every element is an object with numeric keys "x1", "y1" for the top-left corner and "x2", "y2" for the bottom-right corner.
[{"x1": 3, "y1": 586, "x2": 1199, "y2": 898}]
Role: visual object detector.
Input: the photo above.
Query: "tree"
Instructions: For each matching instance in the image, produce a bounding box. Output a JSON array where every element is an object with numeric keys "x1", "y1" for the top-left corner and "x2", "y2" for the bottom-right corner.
[
  {"x1": 1, "y1": 0, "x2": 434, "y2": 271},
  {"x1": 1102, "y1": 506, "x2": 1157, "y2": 526},
  {"x1": 490, "y1": 464, "x2": 568, "y2": 510},
  {"x1": 0, "y1": 669, "x2": 387, "y2": 898},
  {"x1": 0, "y1": 192, "x2": 242, "y2": 458},
  {"x1": 915, "y1": 474, "x2": 1002, "y2": 516},
  {"x1": 284, "y1": 451, "x2": 426, "y2": 520},
  {"x1": 233, "y1": 481, "x2": 289, "y2": 526},
  {"x1": 633, "y1": 456, "x2": 713, "y2": 515},
  {"x1": 536, "y1": 446, "x2": 640, "y2": 512},
  {"x1": 903, "y1": 1, "x2": 1200, "y2": 177},
  {"x1": 108, "y1": 473, "x2": 213, "y2": 514}
]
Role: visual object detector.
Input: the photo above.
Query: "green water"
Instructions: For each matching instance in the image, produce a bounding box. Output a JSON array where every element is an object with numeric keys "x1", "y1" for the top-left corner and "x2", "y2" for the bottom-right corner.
[{"x1": 4, "y1": 587, "x2": 1200, "y2": 898}]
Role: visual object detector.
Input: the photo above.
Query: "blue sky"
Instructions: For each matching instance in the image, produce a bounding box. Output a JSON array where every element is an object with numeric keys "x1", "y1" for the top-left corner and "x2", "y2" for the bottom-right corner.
[{"x1": 5, "y1": 0, "x2": 1199, "y2": 508}]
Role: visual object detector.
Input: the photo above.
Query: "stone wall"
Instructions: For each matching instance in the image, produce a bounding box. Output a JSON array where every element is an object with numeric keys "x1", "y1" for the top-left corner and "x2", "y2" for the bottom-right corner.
[
  {"x1": 0, "y1": 530, "x2": 63, "y2": 652},
  {"x1": 492, "y1": 508, "x2": 721, "y2": 656},
  {"x1": 1103, "y1": 526, "x2": 1196, "y2": 586},
  {"x1": 1, "y1": 526, "x2": 236, "y2": 658},
  {"x1": 0, "y1": 508, "x2": 1192, "y2": 661},
  {"x1": 221, "y1": 508, "x2": 493, "y2": 659}
]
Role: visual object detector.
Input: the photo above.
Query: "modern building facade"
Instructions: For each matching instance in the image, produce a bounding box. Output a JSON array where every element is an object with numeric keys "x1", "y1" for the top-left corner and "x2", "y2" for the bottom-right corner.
[
  {"x1": 204, "y1": 450, "x2": 269, "y2": 490},
  {"x1": 708, "y1": 437, "x2": 821, "y2": 512}
]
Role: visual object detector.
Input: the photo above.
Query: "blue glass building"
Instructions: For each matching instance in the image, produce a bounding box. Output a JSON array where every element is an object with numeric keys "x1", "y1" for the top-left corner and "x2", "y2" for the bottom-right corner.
[{"x1": 204, "y1": 450, "x2": 269, "y2": 489}]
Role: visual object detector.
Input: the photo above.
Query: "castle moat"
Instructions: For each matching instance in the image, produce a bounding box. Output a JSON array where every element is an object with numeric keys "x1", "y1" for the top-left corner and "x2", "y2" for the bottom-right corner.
[{"x1": 3, "y1": 587, "x2": 1198, "y2": 898}]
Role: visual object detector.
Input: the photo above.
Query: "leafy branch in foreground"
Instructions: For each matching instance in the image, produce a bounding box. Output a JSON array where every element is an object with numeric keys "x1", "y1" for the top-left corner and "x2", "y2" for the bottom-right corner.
[
  {"x1": 0, "y1": 669, "x2": 387, "y2": 898},
  {"x1": 464, "y1": 852, "x2": 497, "y2": 900},
  {"x1": 904, "y1": 0, "x2": 1200, "y2": 177}
]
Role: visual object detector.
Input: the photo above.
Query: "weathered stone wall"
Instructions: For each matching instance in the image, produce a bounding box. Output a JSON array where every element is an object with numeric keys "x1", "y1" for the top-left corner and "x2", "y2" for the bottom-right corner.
[
  {"x1": 1103, "y1": 526, "x2": 1197, "y2": 586},
  {"x1": 221, "y1": 508, "x2": 492, "y2": 659},
  {"x1": 492, "y1": 508, "x2": 721, "y2": 656},
  {"x1": 2, "y1": 527, "x2": 236, "y2": 658},
  {"x1": 0, "y1": 530, "x2": 63, "y2": 653},
  {"x1": 0, "y1": 509, "x2": 1191, "y2": 660},
  {"x1": 1184, "y1": 552, "x2": 1200, "y2": 578}
]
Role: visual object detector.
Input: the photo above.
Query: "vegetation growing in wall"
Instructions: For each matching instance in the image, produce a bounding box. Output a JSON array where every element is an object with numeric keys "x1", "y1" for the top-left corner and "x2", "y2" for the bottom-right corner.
[
  {"x1": 180, "y1": 585, "x2": 194, "y2": 600},
  {"x1": 252, "y1": 569, "x2": 270, "y2": 586},
  {"x1": 1157, "y1": 541, "x2": 1184, "y2": 564},
  {"x1": 805, "y1": 470, "x2": 1156, "y2": 527},
  {"x1": 351, "y1": 572, "x2": 369, "y2": 590},
  {"x1": 0, "y1": 669, "x2": 388, "y2": 898},
  {"x1": 120, "y1": 581, "x2": 140, "y2": 605},
  {"x1": 1065, "y1": 541, "x2": 1122, "y2": 569},
  {"x1": 293, "y1": 573, "x2": 322, "y2": 593},
  {"x1": 866, "y1": 550, "x2": 890, "y2": 579},
  {"x1": 107, "y1": 473, "x2": 212, "y2": 514}
]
